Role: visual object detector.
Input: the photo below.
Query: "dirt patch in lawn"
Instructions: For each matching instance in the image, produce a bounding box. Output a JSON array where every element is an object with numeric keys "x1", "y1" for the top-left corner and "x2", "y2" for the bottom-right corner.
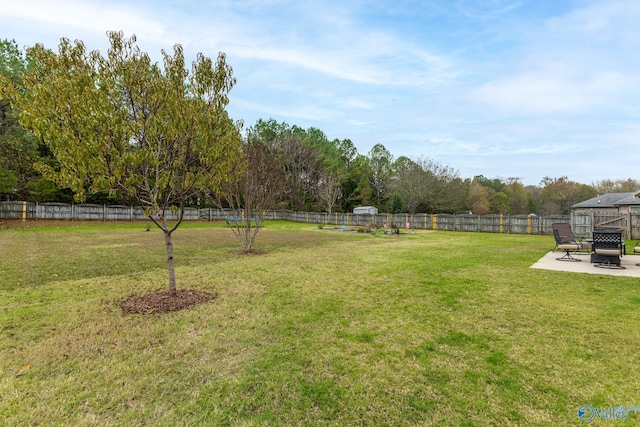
[{"x1": 120, "y1": 289, "x2": 217, "y2": 315}]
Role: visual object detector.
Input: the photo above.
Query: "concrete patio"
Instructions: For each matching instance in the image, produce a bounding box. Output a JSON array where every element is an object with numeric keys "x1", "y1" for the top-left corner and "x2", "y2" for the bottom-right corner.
[{"x1": 531, "y1": 251, "x2": 640, "y2": 278}]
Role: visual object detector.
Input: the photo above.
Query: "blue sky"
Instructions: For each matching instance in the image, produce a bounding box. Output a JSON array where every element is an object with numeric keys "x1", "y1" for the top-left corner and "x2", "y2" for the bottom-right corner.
[{"x1": 2, "y1": 0, "x2": 639, "y2": 186}]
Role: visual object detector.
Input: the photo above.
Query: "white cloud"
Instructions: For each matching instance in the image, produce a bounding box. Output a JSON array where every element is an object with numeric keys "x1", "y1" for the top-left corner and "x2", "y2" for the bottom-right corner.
[
  {"x1": 230, "y1": 98, "x2": 337, "y2": 122},
  {"x1": 222, "y1": 31, "x2": 454, "y2": 88},
  {"x1": 471, "y1": 70, "x2": 634, "y2": 114},
  {"x1": 545, "y1": 0, "x2": 640, "y2": 40},
  {"x1": 3, "y1": 0, "x2": 170, "y2": 48},
  {"x1": 467, "y1": 0, "x2": 640, "y2": 115}
]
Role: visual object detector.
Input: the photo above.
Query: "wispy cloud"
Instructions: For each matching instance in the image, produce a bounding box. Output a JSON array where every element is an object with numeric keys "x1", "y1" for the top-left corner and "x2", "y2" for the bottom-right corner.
[
  {"x1": 465, "y1": 0, "x2": 640, "y2": 117},
  {"x1": 455, "y1": 0, "x2": 522, "y2": 19},
  {"x1": 208, "y1": 4, "x2": 457, "y2": 89},
  {"x1": 471, "y1": 69, "x2": 633, "y2": 114},
  {"x1": 3, "y1": 0, "x2": 171, "y2": 47}
]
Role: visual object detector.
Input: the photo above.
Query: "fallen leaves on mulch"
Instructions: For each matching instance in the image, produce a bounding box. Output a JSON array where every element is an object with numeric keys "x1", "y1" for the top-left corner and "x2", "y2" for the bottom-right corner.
[{"x1": 120, "y1": 289, "x2": 217, "y2": 315}]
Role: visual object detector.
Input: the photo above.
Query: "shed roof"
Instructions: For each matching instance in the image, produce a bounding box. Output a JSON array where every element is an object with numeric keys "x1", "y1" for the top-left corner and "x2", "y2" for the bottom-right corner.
[{"x1": 353, "y1": 206, "x2": 378, "y2": 213}]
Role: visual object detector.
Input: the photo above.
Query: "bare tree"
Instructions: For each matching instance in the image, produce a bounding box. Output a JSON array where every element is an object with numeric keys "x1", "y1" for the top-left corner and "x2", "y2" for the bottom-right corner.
[
  {"x1": 316, "y1": 170, "x2": 342, "y2": 213},
  {"x1": 218, "y1": 138, "x2": 283, "y2": 252}
]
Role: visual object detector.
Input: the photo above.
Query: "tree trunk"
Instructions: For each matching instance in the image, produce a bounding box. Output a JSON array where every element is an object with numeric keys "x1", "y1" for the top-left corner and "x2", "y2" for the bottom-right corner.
[
  {"x1": 243, "y1": 218, "x2": 253, "y2": 251},
  {"x1": 163, "y1": 228, "x2": 177, "y2": 292}
]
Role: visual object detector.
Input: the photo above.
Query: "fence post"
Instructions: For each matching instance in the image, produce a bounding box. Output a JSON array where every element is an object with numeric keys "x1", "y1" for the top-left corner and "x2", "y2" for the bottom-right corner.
[{"x1": 499, "y1": 214, "x2": 503, "y2": 233}]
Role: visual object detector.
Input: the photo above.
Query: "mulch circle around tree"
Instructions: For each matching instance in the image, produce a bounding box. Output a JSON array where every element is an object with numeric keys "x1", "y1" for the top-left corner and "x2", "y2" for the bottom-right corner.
[{"x1": 120, "y1": 289, "x2": 217, "y2": 315}]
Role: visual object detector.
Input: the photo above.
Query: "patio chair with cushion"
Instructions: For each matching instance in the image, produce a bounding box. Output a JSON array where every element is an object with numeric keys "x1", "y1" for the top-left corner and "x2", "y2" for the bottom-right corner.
[
  {"x1": 551, "y1": 223, "x2": 591, "y2": 252},
  {"x1": 553, "y1": 229, "x2": 583, "y2": 262},
  {"x1": 633, "y1": 241, "x2": 640, "y2": 266},
  {"x1": 591, "y1": 231, "x2": 625, "y2": 269}
]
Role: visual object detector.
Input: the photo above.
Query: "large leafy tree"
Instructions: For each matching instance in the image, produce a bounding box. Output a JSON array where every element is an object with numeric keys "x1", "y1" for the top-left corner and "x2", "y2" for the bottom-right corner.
[
  {"x1": 0, "y1": 39, "x2": 27, "y2": 197},
  {"x1": 0, "y1": 39, "x2": 64, "y2": 201},
  {"x1": 593, "y1": 178, "x2": 640, "y2": 194},
  {"x1": 504, "y1": 178, "x2": 532, "y2": 215},
  {"x1": 538, "y1": 176, "x2": 597, "y2": 215},
  {"x1": 2, "y1": 31, "x2": 242, "y2": 291},
  {"x1": 333, "y1": 138, "x2": 361, "y2": 212},
  {"x1": 469, "y1": 175, "x2": 517, "y2": 214},
  {"x1": 367, "y1": 143, "x2": 393, "y2": 209},
  {"x1": 277, "y1": 132, "x2": 322, "y2": 210},
  {"x1": 390, "y1": 156, "x2": 423, "y2": 214},
  {"x1": 246, "y1": 119, "x2": 370, "y2": 212},
  {"x1": 247, "y1": 119, "x2": 323, "y2": 211},
  {"x1": 466, "y1": 179, "x2": 493, "y2": 215},
  {"x1": 391, "y1": 156, "x2": 463, "y2": 214},
  {"x1": 295, "y1": 127, "x2": 346, "y2": 213}
]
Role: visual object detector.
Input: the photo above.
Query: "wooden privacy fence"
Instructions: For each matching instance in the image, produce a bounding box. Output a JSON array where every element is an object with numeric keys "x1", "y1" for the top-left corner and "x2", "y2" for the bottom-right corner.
[
  {"x1": 0, "y1": 202, "x2": 200, "y2": 222},
  {"x1": 2, "y1": 201, "x2": 639, "y2": 238}
]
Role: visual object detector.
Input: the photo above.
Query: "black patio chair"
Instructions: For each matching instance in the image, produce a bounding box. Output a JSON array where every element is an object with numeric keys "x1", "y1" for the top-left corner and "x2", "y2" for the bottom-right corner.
[{"x1": 591, "y1": 231, "x2": 625, "y2": 269}]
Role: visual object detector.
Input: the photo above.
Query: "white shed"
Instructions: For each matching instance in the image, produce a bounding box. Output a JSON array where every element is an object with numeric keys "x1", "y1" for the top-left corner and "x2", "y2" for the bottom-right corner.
[{"x1": 353, "y1": 206, "x2": 378, "y2": 215}]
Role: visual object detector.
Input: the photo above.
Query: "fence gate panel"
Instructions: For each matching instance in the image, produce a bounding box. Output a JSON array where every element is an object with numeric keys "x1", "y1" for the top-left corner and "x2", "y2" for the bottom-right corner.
[{"x1": 593, "y1": 213, "x2": 626, "y2": 234}]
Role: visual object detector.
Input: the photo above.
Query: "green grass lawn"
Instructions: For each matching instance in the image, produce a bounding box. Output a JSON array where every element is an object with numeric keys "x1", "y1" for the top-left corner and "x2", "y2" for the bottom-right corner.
[{"x1": 1, "y1": 221, "x2": 639, "y2": 426}]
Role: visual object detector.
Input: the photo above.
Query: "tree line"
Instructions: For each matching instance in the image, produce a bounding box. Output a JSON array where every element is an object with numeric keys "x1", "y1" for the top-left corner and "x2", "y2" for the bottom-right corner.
[{"x1": 2, "y1": 37, "x2": 639, "y2": 218}]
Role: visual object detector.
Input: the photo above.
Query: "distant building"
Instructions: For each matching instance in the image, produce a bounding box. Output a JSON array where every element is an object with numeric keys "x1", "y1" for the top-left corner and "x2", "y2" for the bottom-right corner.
[
  {"x1": 571, "y1": 191, "x2": 640, "y2": 238},
  {"x1": 571, "y1": 191, "x2": 640, "y2": 215},
  {"x1": 353, "y1": 206, "x2": 378, "y2": 215}
]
